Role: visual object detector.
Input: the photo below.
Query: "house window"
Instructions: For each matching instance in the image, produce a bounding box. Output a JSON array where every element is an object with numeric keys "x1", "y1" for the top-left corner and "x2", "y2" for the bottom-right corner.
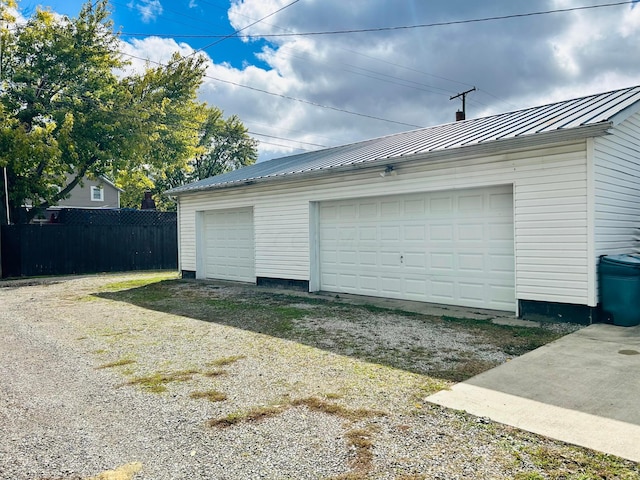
[{"x1": 91, "y1": 186, "x2": 104, "y2": 202}]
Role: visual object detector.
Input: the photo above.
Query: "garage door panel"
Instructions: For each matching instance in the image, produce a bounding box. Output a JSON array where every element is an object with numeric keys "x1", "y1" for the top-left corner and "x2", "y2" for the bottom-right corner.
[
  {"x1": 490, "y1": 254, "x2": 515, "y2": 273},
  {"x1": 381, "y1": 201, "x2": 400, "y2": 216},
  {"x1": 359, "y1": 227, "x2": 377, "y2": 241},
  {"x1": 431, "y1": 197, "x2": 453, "y2": 213},
  {"x1": 404, "y1": 252, "x2": 426, "y2": 268},
  {"x1": 489, "y1": 223, "x2": 514, "y2": 240},
  {"x1": 405, "y1": 278, "x2": 427, "y2": 296},
  {"x1": 431, "y1": 280, "x2": 455, "y2": 300},
  {"x1": 359, "y1": 275, "x2": 378, "y2": 291},
  {"x1": 458, "y1": 253, "x2": 484, "y2": 272},
  {"x1": 319, "y1": 185, "x2": 515, "y2": 310},
  {"x1": 380, "y1": 276, "x2": 402, "y2": 294},
  {"x1": 431, "y1": 252, "x2": 454, "y2": 270},
  {"x1": 459, "y1": 194, "x2": 484, "y2": 212},
  {"x1": 430, "y1": 224, "x2": 453, "y2": 241},
  {"x1": 459, "y1": 282, "x2": 486, "y2": 302},
  {"x1": 203, "y1": 208, "x2": 255, "y2": 283},
  {"x1": 380, "y1": 226, "x2": 400, "y2": 240}
]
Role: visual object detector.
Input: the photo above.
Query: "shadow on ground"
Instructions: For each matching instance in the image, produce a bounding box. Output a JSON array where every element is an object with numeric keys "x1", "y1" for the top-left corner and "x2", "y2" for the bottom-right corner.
[{"x1": 94, "y1": 279, "x2": 564, "y2": 383}]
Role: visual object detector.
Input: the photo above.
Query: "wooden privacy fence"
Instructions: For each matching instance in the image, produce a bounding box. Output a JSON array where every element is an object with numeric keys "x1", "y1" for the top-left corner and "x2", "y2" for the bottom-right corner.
[{"x1": 1, "y1": 221, "x2": 177, "y2": 278}]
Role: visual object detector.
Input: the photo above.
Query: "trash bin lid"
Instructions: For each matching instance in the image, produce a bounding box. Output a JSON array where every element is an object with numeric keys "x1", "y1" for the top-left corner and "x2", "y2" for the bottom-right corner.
[{"x1": 601, "y1": 254, "x2": 640, "y2": 266}]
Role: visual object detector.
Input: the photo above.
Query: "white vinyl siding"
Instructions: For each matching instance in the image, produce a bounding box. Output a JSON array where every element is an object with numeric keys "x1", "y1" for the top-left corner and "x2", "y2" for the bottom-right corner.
[
  {"x1": 593, "y1": 111, "x2": 640, "y2": 257},
  {"x1": 178, "y1": 141, "x2": 589, "y2": 310}
]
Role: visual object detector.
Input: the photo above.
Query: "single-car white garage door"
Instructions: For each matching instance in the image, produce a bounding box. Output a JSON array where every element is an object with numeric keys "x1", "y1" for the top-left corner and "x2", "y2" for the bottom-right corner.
[
  {"x1": 202, "y1": 207, "x2": 255, "y2": 282},
  {"x1": 318, "y1": 186, "x2": 515, "y2": 311}
]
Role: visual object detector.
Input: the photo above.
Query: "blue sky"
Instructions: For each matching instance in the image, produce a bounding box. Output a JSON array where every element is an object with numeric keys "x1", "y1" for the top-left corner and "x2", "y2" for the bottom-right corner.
[
  {"x1": 22, "y1": 0, "x2": 271, "y2": 69},
  {"x1": 13, "y1": 1, "x2": 640, "y2": 161}
]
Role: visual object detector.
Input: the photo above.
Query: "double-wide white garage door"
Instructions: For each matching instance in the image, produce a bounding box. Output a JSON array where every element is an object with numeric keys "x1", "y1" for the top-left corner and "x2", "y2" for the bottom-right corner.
[
  {"x1": 202, "y1": 207, "x2": 255, "y2": 282},
  {"x1": 319, "y1": 186, "x2": 515, "y2": 311}
]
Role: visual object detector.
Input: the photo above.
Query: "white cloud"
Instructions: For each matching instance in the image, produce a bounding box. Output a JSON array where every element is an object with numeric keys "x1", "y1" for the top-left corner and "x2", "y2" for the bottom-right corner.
[
  {"x1": 128, "y1": 0, "x2": 163, "y2": 23},
  {"x1": 123, "y1": 0, "x2": 640, "y2": 161}
]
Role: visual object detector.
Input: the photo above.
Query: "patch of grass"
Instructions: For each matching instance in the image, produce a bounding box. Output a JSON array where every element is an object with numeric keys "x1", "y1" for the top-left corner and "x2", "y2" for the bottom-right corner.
[
  {"x1": 207, "y1": 355, "x2": 246, "y2": 367},
  {"x1": 274, "y1": 305, "x2": 307, "y2": 321},
  {"x1": 410, "y1": 379, "x2": 452, "y2": 402},
  {"x1": 95, "y1": 358, "x2": 136, "y2": 369},
  {"x1": 291, "y1": 397, "x2": 386, "y2": 421},
  {"x1": 208, "y1": 396, "x2": 385, "y2": 429},
  {"x1": 100, "y1": 273, "x2": 177, "y2": 292},
  {"x1": 97, "y1": 276, "x2": 178, "y2": 304},
  {"x1": 512, "y1": 444, "x2": 640, "y2": 479},
  {"x1": 514, "y1": 473, "x2": 545, "y2": 480},
  {"x1": 344, "y1": 428, "x2": 374, "y2": 475},
  {"x1": 99, "y1": 330, "x2": 129, "y2": 337},
  {"x1": 430, "y1": 359, "x2": 500, "y2": 383},
  {"x1": 124, "y1": 369, "x2": 199, "y2": 393},
  {"x1": 190, "y1": 389, "x2": 227, "y2": 402},
  {"x1": 440, "y1": 315, "x2": 563, "y2": 357},
  {"x1": 208, "y1": 404, "x2": 288, "y2": 428},
  {"x1": 324, "y1": 392, "x2": 342, "y2": 400},
  {"x1": 360, "y1": 303, "x2": 422, "y2": 318}
]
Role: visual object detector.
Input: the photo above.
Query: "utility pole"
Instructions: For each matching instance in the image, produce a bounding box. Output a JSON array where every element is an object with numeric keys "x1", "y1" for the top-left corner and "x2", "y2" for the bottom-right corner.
[{"x1": 450, "y1": 87, "x2": 476, "y2": 121}]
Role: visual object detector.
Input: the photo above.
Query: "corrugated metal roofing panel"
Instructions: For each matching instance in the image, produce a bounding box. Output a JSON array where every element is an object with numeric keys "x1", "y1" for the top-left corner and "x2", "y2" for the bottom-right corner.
[{"x1": 167, "y1": 85, "x2": 640, "y2": 195}]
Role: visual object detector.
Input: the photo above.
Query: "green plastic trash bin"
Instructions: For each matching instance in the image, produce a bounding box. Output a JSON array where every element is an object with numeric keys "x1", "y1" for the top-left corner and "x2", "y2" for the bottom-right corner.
[{"x1": 599, "y1": 254, "x2": 640, "y2": 327}]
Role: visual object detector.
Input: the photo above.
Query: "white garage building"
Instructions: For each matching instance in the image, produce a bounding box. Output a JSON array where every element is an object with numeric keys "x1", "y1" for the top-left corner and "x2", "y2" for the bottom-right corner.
[{"x1": 167, "y1": 86, "x2": 640, "y2": 322}]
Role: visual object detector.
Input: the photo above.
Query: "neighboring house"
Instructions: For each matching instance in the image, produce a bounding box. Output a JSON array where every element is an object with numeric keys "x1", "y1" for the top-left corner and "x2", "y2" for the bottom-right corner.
[
  {"x1": 167, "y1": 85, "x2": 640, "y2": 323},
  {"x1": 53, "y1": 175, "x2": 122, "y2": 210}
]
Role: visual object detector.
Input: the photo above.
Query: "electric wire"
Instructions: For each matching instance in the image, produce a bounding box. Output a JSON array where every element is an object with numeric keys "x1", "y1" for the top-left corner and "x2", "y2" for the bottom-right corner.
[
  {"x1": 186, "y1": 0, "x2": 301, "y2": 58},
  {"x1": 248, "y1": 131, "x2": 327, "y2": 148},
  {"x1": 121, "y1": 52, "x2": 423, "y2": 129},
  {"x1": 121, "y1": 1, "x2": 634, "y2": 39}
]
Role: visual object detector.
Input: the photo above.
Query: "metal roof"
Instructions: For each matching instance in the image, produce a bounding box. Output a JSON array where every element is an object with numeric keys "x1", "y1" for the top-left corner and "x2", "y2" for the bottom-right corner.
[{"x1": 167, "y1": 85, "x2": 640, "y2": 195}]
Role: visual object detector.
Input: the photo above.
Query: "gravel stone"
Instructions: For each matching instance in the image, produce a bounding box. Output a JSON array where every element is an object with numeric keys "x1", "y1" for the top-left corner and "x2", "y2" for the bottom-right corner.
[{"x1": 0, "y1": 273, "x2": 634, "y2": 480}]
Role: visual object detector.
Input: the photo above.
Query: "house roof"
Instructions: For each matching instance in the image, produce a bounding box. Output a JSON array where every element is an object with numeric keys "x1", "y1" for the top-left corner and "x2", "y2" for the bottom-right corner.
[{"x1": 167, "y1": 85, "x2": 640, "y2": 195}]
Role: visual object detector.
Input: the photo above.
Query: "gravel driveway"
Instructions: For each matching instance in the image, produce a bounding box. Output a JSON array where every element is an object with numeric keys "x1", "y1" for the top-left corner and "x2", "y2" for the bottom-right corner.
[{"x1": 1, "y1": 273, "x2": 638, "y2": 480}]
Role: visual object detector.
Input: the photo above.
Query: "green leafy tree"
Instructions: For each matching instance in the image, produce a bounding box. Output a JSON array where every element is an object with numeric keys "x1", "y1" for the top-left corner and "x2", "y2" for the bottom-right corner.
[
  {"x1": 0, "y1": 1, "x2": 128, "y2": 222},
  {"x1": 117, "y1": 104, "x2": 258, "y2": 211},
  {"x1": 0, "y1": 0, "x2": 257, "y2": 221},
  {"x1": 191, "y1": 107, "x2": 258, "y2": 181}
]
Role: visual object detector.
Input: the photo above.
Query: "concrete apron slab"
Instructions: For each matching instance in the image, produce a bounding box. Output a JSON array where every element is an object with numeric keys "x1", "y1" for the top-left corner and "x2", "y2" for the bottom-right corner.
[{"x1": 427, "y1": 323, "x2": 640, "y2": 463}]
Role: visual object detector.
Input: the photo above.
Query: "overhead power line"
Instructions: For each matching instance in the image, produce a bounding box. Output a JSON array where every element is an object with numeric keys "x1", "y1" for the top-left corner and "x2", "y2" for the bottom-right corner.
[
  {"x1": 248, "y1": 131, "x2": 327, "y2": 148},
  {"x1": 121, "y1": 1, "x2": 633, "y2": 39},
  {"x1": 187, "y1": 0, "x2": 301, "y2": 58},
  {"x1": 123, "y1": 52, "x2": 423, "y2": 129}
]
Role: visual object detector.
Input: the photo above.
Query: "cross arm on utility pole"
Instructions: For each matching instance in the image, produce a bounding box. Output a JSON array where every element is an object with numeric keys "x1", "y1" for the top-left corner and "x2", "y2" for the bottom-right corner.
[{"x1": 450, "y1": 87, "x2": 476, "y2": 120}]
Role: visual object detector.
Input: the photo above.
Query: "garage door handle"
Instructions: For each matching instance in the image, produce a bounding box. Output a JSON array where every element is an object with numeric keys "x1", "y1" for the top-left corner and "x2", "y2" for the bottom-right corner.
[{"x1": 400, "y1": 255, "x2": 403, "y2": 263}]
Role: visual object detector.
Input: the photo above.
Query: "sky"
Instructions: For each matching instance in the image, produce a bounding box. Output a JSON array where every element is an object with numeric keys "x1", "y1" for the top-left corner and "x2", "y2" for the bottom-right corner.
[{"x1": 15, "y1": 0, "x2": 640, "y2": 161}]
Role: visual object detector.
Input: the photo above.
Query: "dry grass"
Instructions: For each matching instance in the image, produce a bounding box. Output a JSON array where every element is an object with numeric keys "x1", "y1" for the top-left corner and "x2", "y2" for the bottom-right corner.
[
  {"x1": 207, "y1": 355, "x2": 245, "y2": 367},
  {"x1": 291, "y1": 397, "x2": 386, "y2": 421},
  {"x1": 189, "y1": 389, "x2": 227, "y2": 402},
  {"x1": 207, "y1": 404, "x2": 288, "y2": 428},
  {"x1": 124, "y1": 369, "x2": 199, "y2": 393},
  {"x1": 95, "y1": 358, "x2": 136, "y2": 369}
]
